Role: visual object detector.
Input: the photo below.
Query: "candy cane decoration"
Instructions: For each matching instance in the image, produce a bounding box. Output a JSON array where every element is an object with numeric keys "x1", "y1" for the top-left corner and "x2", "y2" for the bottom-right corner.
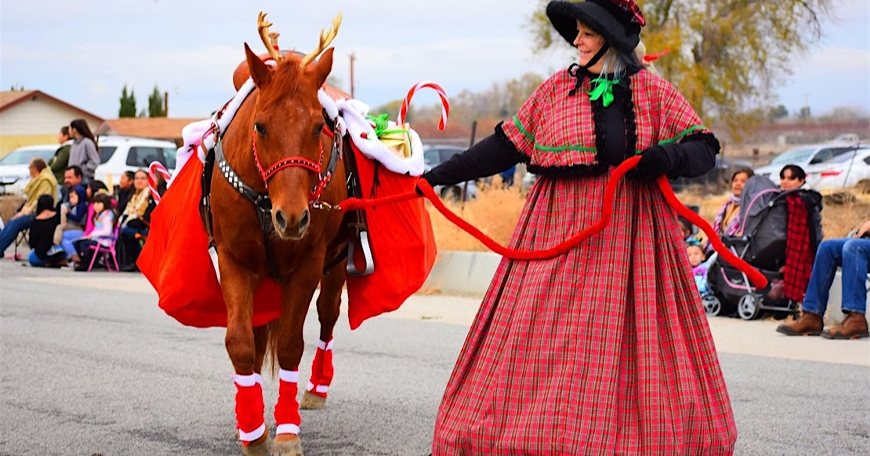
[
  {"x1": 148, "y1": 161, "x2": 172, "y2": 203},
  {"x1": 397, "y1": 81, "x2": 450, "y2": 131}
]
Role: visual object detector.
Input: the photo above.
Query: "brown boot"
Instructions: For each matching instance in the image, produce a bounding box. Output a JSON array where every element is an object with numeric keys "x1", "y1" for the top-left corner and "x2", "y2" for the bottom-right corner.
[
  {"x1": 776, "y1": 312, "x2": 823, "y2": 336},
  {"x1": 821, "y1": 312, "x2": 870, "y2": 339}
]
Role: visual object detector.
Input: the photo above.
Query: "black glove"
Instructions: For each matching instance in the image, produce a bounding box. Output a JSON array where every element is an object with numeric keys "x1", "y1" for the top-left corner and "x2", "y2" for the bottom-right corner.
[
  {"x1": 626, "y1": 146, "x2": 671, "y2": 181},
  {"x1": 416, "y1": 173, "x2": 435, "y2": 196}
]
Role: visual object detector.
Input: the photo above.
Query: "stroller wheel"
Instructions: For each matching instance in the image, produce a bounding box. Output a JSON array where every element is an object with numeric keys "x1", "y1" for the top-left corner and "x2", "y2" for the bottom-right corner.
[
  {"x1": 738, "y1": 294, "x2": 760, "y2": 320},
  {"x1": 702, "y1": 294, "x2": 721, "y2": 316}
]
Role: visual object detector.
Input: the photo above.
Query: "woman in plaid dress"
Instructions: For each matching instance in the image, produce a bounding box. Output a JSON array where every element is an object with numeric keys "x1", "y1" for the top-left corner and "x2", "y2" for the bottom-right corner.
[{"x1": 422, "y1": 1, "x2": 736, "y2": 454}]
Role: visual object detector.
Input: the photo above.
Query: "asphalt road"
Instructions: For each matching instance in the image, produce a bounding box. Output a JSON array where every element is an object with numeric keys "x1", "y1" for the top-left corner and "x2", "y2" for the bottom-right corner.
[{"x1": 1, "y1": 261, "x2": 868, "y2": 456}]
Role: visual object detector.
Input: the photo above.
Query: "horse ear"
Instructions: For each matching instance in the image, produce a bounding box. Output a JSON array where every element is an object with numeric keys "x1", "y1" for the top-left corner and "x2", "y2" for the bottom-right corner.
[
  {"x1": 244, "y1": 43, "x2": 272, "y2": 88},
  {"x1": 313, "y1": 48, "x2": 335, "y2": 87}
]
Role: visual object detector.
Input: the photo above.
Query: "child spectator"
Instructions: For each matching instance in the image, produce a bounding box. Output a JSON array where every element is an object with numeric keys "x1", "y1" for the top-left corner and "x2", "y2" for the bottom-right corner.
[
  {"x1": 28, "y1": 195, "x2": 67, "y2": 267},
  {"x1": 72, "y1": 193, "x2": 115, "y2": 271},
  {"x1": 687, "y1": 241, "x2": 710, "y2": 294}
]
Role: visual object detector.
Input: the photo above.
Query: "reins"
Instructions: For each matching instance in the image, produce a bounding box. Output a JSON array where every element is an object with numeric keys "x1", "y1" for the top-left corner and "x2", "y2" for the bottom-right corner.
[{"x1": 334, "y1": 154, "x2": 769, "y2": 290}]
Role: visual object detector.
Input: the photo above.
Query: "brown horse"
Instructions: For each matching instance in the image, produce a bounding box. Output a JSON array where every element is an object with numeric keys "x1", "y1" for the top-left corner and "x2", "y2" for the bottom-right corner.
[{"x1": 210, "y1": 13, "x2": 347, "y2": 456}]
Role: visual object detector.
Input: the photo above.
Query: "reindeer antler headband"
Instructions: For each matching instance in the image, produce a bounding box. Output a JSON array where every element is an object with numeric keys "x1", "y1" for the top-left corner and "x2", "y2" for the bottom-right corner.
[{"x1": 257, "y1": 11, "x2": 342, "y2": 66}]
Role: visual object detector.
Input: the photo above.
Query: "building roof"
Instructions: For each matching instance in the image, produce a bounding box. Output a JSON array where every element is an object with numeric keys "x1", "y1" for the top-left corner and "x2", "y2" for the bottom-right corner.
[
  {"x1": 0, "y1": 90, "x2": 104, "y2": 122},
  {"x1": 95, "y1": 117, "x2": 205, "y2": 143}
]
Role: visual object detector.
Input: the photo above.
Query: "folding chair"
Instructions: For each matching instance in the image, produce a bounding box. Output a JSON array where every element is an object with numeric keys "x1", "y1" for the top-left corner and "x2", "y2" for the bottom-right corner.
[
  {"x1": 13, "y1": 228, "x2": 29, "y2": 261},
  {"x1": 86, "y1": 224, "x2": 121, "y2": 272}
]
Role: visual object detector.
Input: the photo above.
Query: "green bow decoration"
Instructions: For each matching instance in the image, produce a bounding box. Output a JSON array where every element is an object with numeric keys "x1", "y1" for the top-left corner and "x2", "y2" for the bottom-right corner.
[
  {"x1": 587, "y1": 77, "x2": 620, "y2": 108},
  {"x1": 366, "y1": 113, "x2": 407, "y2": 139}
]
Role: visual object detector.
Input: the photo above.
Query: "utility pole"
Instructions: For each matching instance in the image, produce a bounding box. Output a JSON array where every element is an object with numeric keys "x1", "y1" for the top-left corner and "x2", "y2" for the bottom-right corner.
[
  {"x1": 164, "y1": 91, "x2": 169, "y2": 117},
  {"x1": 349, "y1": 52, "x2": 356, "y2": 98}
]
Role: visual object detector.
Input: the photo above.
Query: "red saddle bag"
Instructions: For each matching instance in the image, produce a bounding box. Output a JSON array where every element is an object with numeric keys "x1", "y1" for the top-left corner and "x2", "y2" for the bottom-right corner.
[
  {"x1": 345, "y1": 146, "x2": 437, "y2": 329},
  {"x1": 137, "y1": 158, "x2": 281, "y2": 328}
]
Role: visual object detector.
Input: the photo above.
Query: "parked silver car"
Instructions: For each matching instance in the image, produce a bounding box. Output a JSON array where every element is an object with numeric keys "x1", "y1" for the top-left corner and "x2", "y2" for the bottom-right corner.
[{"x1": 422, "y1": 144, "x2": 478, "y2": 201}]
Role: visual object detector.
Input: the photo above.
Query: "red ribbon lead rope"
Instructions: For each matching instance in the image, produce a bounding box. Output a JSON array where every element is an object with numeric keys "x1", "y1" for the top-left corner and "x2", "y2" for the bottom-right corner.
[{"x1": 339, "y1": 155, "x2": 768, "y2": 289}]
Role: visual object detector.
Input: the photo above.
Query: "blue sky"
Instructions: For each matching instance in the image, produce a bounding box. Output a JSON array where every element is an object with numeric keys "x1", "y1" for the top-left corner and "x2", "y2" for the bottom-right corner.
[{"x1": 1, "y1": 0, "x2": 867, "y2": 120}]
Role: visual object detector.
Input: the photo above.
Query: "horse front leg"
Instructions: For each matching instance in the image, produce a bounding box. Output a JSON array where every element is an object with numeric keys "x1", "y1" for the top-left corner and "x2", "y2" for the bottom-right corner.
[
  {"x1": 301, "y1": 263, "x2": 346, "y2": 410},
  {"x1": 221, "y1": 260, "x2": 271, "y2": 455},
  {"x1": 272, "y1": 271, "x2": 322, "y2": 456}
]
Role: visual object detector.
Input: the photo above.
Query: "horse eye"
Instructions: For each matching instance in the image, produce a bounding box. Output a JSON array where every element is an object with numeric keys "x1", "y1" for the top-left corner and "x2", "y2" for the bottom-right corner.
[
  {"x1": 315, "y1": 123, "x2": 325, "y2": 137},
  {"x1": 254, "y1": 123, "x2": 266, "y2": 136}
]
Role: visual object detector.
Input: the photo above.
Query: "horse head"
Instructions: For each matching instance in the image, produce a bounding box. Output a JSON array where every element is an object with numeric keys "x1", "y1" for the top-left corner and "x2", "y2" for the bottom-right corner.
[{"x1": 242, "y1": 13, "x2": 340, "y2": 240}]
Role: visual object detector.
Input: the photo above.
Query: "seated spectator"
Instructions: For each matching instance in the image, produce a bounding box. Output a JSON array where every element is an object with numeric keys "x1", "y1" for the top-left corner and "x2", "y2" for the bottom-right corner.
[
  {"x1": 687, "y1": 241, "x2": 710, "y2": 294},
  {"x1": 776, "y1": 219, "x2": 870, "y2": 339},
  {"x1": 118, "y1": 170, "x2": 154, "y2": 272},
  {"x1": 712, "y1": 168, "x2": 753, "y2": 238},
  {"x1": 115, "y1": 170, "x2": 136, "y2": 216},
  {"x1": 72, "y1": 193, "x2": 116, "y2": 271},
  {"x1": 60, "y1": 186, "x2": 90, "y2": 263},
  {"x1": 61, "y1": 165, "x2": 85, "y2": 207},
  {"x1": 0, "y1": 157, "x2": 58, "y2": 257},
  {"x1": 779, "y1": 164, "x2": 807, "y2": 191},
  {"x1": 28, "y1": 195, "x2": 66, "y2": 267}
]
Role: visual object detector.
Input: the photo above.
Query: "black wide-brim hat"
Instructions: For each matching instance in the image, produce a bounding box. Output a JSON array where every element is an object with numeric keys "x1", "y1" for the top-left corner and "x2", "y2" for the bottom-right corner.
[{"x1": 546, "y1": 0, "x2": 643, "y2": 55}]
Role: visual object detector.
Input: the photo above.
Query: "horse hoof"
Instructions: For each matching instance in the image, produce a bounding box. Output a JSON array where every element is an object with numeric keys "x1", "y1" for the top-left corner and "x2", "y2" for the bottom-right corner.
[
  {"x1": 272, "y1": 434, "x2": 303, "y2": 456},
  {"x1": 241, "y1": 433, "x2": 272, "y2": 456},
  {"x1": 299, "y1": 390, "x2": 326, "y2": 410}
]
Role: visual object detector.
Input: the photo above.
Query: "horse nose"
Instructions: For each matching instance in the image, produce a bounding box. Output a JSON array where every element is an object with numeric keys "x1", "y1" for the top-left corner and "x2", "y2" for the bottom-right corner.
[
  {"x1": 273, "y1": 208, "x2": 310, "y2": 238},
  {"x1": 274, "y1": 209, "x2": 289, "y2": 233},
  {"x1": 298, "y1": 209, "x2": 310, "y2": 233}
]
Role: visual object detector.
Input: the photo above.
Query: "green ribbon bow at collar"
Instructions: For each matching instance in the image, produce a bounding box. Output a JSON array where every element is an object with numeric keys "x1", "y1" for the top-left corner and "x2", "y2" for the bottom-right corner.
[
  {"x1": 366, "y1": 113, "x2": 407, "y2": 139},
  {"x1": 587, "y1": 77, "x2": 621, "y2": 108}
]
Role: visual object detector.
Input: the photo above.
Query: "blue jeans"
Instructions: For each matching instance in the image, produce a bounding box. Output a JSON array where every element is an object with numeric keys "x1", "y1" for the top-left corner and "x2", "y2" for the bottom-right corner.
[
  {"x1": 0, "y1": 214, "x2": 34, "y2": 254},
  {"x1": 62, "y1": 229, "x2": 84, "y2": 257},
  {"x1": 801, "y1": 238, "x2": 870, "y2": 316}
]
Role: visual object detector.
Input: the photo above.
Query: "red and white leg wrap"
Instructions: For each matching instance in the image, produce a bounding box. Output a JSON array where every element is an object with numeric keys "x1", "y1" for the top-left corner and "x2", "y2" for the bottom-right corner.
[
  {"x1": 233, "y1": 373, "x2": 266, "y2": 446},
  {"x1": 307, "y1": 339, "x2": 334, "y2": 398},
  {"x1": 274, "y1": 369, "x2": 301, "y2": 435}
]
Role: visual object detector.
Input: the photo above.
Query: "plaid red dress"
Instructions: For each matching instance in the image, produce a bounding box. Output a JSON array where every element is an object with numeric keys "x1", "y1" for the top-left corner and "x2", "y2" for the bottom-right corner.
[{"x1": 433, "y1": 70, "x2": 737, "y2": 455}]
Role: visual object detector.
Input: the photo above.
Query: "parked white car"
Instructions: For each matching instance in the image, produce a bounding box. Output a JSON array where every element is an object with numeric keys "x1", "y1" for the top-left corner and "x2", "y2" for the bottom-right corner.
[
  {"x1": 0, "y1": 144, "x2": 58, "y2": 195},
  {"x1": 754, "y1": 143, "x2": 857, "y2": 186},
  {"x1": 93, "y1": 136, "x2": 178, "y2": 188},
  {"x1": 805, "y1": 146, "x2": 870, "y2": 192},
  {"x1": 423, "y1": 144, "x2": 478, "y2": 201}
]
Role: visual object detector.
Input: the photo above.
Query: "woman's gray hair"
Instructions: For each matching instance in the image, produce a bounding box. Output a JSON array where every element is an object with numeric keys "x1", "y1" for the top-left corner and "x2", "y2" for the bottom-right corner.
[{"x1": 598, "y1": 46, "x2": 641, "y2": 78}]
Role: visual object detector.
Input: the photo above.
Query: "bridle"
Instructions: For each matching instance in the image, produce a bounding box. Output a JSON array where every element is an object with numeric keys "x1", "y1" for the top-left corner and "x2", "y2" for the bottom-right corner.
[{"x1": 250, "y1": 120, "x2": 341, "y2": 208}]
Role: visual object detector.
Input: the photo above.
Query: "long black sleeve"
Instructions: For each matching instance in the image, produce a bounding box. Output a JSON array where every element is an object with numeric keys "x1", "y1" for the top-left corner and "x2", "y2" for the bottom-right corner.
[
  {"x1": 660, "y1": 132, "x2": 720, "y2": 178},
  {"x1": 423, "y1": 124, "x2": 527, "y2": 187}
]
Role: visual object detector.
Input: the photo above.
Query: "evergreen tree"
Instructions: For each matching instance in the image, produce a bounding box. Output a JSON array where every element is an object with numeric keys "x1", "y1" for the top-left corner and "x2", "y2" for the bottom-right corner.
[
  {"x1": 148, "y1": 85, "x2": 166, "y2": 117},
  {"x1": 119, "y1": 85, "x2": 137, "y2": 118}
]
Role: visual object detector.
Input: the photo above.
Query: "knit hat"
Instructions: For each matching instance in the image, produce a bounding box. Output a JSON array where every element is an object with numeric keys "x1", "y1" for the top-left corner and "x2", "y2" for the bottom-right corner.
[{"x1": 546, "y1": 0, "x2": 646, "y2": 55}]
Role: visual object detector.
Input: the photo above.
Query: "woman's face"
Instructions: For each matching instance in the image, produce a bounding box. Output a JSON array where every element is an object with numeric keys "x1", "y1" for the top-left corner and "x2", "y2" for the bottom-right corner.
[
  {"x1": 134, "y1": 171, "x2": 149, "y2": 191},
  {"x1": 69, "y1": 126, "x2": 81, "y2": 139},
  {"x1": 86, "y1": 186, "x2": 93, "y2": 200},
  {"x1": 574, "y1": 21, "x2": 606, "y2": 71},
  {"x1": 731, "y1": 172, "x2": 749, "y2": 197},
  {"x1": 779, "y1": 169, "x2": 805, "y2": 191}
]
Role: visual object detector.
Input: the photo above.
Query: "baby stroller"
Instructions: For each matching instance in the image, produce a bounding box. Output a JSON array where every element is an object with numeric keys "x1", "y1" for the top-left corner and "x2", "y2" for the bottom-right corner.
[{"x1": 704, "y1": 176, "x2": 823, "y2": 319}]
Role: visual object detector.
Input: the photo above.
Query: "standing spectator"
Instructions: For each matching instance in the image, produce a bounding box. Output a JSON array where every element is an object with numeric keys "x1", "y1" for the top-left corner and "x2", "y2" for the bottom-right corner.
[
  {"x1": 115, "y1": 170, "x2": 136, "y2": 216},
  {"x1": 423, "y1": 1, "x2": 732, "y2": 453},
  {"x1": 28, "y1": 194, "x2": 67, "y2": 267},
  {"x1": 68, "y1": 119, "x2": 100, "y2": 183},
  {"x1": 777, "y1": 219, "x2": 870, "y2": 339},
  {"x1": 49, "y1": 126, "x2": 72, "y2": 184},
  {"x1": 0, "y1": 157, "x2": 58, "y2": 256}
]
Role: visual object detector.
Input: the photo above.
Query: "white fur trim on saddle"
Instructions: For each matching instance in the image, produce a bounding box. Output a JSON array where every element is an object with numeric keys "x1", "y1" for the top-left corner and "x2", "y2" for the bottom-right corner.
[{"x1": 320, "y1": 90, "x2": 425, "y2": 176}]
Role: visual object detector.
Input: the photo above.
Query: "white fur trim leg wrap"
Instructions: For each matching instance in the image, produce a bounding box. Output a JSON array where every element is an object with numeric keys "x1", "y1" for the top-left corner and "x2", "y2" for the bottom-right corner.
[
  {"x1": 276, "y1": 424, "x2": 301, "y2": 435},
  {"x1": 233, "y1": 373, "x2": 263, "y2": 387},
  {"x1": 238, "y1": 423, "x2": 266, "y2": 442},
  {"x1": 279, "y1": 369, "x2": 299, "y2": 383},
  {"x1": 316, "y1": 339, "x2": 334, "y2": 350}
]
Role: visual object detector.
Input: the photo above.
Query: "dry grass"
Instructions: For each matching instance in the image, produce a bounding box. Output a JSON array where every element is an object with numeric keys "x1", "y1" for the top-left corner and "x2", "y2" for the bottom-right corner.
[{"x1": 429, "y1": 185, "x2": 870, "y2": 251}]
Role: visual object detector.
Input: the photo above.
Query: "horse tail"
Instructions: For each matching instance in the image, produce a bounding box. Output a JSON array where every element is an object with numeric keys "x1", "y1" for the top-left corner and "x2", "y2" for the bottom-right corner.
[{"x1": 262, "y1": 321, "x2": 280, "y2": 378}]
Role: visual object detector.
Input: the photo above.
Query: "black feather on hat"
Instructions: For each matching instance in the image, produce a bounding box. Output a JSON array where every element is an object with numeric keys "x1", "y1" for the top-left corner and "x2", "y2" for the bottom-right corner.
[{"x1": 546, "y1": 0, "x2": 646, "y2": 55}]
